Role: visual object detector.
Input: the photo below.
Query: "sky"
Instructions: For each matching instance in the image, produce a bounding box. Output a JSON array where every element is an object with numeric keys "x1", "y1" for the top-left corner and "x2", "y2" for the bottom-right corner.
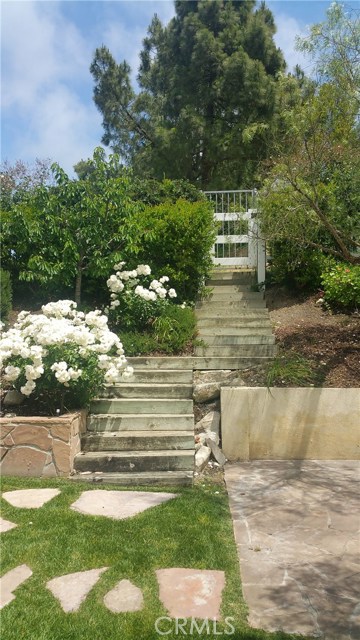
[{"x1": 1, "y1": 0, "x2": 357, "y2": 175}]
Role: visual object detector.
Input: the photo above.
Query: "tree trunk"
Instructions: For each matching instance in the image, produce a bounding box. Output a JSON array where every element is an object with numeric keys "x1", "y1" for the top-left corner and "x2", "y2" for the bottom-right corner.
[{"x1": 74, "y1": 265, "x2": 83, "y2": 306}]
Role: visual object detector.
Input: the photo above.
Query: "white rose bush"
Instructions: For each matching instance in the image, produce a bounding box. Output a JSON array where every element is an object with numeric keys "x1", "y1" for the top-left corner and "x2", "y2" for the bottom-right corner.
[
  {"x1": 106, "y1": 262, "x2": 177, "y2": 332},
  {"x1": 0, "y1": 300, "x2": 133, "y2": 414}
]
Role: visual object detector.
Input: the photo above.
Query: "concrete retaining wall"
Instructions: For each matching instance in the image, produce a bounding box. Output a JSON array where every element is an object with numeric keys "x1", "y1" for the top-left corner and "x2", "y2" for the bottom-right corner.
[
  {"x1": 221, "y1": 387, "x2": 360, "y2": 460},
  {"x1": 0, "y1": 411, "x2": 87, "y2": 477}
]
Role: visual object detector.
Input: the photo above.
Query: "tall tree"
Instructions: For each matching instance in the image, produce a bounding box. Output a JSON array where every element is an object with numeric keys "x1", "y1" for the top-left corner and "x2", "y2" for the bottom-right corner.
[{"x1": 90, "y1": 0, "x2": 285, "y2": 188}]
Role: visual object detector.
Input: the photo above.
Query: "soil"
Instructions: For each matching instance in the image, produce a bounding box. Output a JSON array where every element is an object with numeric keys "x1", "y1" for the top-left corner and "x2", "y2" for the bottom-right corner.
[{"x1": 241, "y1": 287, "x2": 360, "y2": 388}]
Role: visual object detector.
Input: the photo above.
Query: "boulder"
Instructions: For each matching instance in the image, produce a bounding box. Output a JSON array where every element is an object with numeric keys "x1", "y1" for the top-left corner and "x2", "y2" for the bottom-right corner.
[
  {"x1": 193, "y1": 382, "x2": 221, "y2": 404},
  {"x1": 3, "y1": 391, "x2": 24, "y2": 406},
  {"x1": 206, "y1": 438, "x2": 226, "y2": 467},
  {"x1": 195, "y1": 445, "x2": 211, "y2": 471}
]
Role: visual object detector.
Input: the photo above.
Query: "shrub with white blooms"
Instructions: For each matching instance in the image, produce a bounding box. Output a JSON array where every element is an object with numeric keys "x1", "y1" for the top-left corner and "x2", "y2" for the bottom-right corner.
[
  {"x1": 0, "y1": 300, "x2": 133, "y2": 413},
  {"x1": 106, "y1": 262, "x2": 177, "y2": 331}
]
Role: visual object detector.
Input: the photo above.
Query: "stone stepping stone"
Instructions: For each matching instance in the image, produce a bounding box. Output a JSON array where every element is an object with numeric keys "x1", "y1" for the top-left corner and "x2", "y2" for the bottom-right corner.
[
  {"x1": 46, "y1": 567, "x2": 108, "y2": 613},
  {"x1": 0, "y1": 517, "x2": 17, "y2": 533},
  {"x1": 0, "y1": 564, "x2": 33, "y2": 609},
  {"x1": 70, "y1": 490, "x2": 176, "y2": 520},
  {"x1": 156, "y1": 568, "x2": 226, "y2": 620},
  {"x1": 2, "y1": 488, "x2": 60, "y2": 509},
  {"x1": 103, "y1": 579, "x2": 144, "y2": 613}
]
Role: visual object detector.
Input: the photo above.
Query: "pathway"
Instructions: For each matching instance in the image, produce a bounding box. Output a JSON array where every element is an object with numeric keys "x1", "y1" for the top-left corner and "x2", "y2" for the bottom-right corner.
[{"x1": 225, "y1": 460, "x2": 360, "y2": 640}]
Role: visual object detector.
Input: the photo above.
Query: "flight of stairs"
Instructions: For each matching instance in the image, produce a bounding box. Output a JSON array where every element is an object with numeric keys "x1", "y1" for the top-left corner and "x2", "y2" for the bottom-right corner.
[
  {"x1": 72, "y1": 367, "x2": 195, "y2": 486},
  {"x1": 195, "y1": 268, "x2": 277, "y2": 359},
  {"x1": 72, "y1": 269, "x2": 276, "y2": 486}
]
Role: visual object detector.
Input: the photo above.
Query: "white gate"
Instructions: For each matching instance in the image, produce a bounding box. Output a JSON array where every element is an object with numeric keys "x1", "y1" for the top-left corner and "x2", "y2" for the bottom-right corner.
[{"x1": 203, "y1": 189, "x2": 266, "y2": 283}]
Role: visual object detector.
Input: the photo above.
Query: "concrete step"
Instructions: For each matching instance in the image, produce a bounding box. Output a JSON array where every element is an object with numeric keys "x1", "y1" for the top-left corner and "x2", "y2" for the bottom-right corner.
[
  {"x1": 197, "y1": 316, "x2": 270, "y2": 328},
  {"x1": 71, "y1": 470, "x2": 193, "y2": 486},
  {"x1": 203, "y1": 291, "x2": 264, "y2": 301},
  {"x1": 74, "y1": 450, "x2": 195, "y2": 473},
  {"x1": 127, "y1": 356, "x2": 272, "y2": 370},
  {"x1": 101, "y1": 383, "x2": 193, "y2": 399},
  {"x1": 196, "y1": 300, "x2": 266, "y2": 310},
  {"x1": 208, "y1": 270, "x2": 255, "y2": 284},
  {"x1": 90, "y1": 398, "x2": 193, "y2": 415},
  {"x1": 199, "y1": 334, "x2": 276, "y2": 345},
  {"x1": 195, "y1": 344, "x2": 278, "y2": 357},
  {"x1": 81, "y1": 431, "x2": 194, "y2": 452},
  {"x1": 127, "y1": 369, "x2": 193, "y2": 384},
  {"x1": 198, "y1": 326, "x2": 273, "y2": 336},
  {"x1": 87, "y1": 414, "x2": 194, "y2": 432},
  {"x1": 196, "y1": 308, "x2": 267, "y2": 319}
]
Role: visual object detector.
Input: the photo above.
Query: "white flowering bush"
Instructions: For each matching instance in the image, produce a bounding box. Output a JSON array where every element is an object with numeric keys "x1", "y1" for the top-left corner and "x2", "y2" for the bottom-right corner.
[
  {"x1": 106, "y1": 262, "x2": 177, "y2": 332},
  {"x1": 0, "y1": 300, "x2": 133, "y2": 414}
]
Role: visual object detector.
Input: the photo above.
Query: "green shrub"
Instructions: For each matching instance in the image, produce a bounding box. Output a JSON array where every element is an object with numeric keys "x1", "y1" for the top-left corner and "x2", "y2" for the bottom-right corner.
[
  {"x1": 119, "y1": 332, "x2": 159, "y2": 356},
  {"x1": 135, "y1": 199, "x2": 216, "y2": 302},
  {"x1": 0, "y1": 269, "x2": 12, "y2": 322},
  {"x1": 321, "y1": 262, "x2": 360, "y2": 310},
  {"x1": 130, "y1": 177, "x2": 204, "y2": 206},
  {"x1": 266, "y1": 352, "x2": 316, "y2": 387},
  {"x1": 268, "y1": 243, "x2": 325, "y2": 291}
]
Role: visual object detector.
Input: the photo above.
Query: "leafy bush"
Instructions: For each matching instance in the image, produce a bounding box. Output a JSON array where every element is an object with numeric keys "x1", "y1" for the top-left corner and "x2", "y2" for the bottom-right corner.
[
  {"x1": 0, "y1": 301, "x2": 133, "y2": 414},
  {"x1": 321, "y1": 262, "x2": 360, "y2": 310},
  {"x1": 134, "y1": 199, "x2": 216, "y2": 302},
  {"x1": 130, "y1": 177, "x2": 204, "y2": 206},
  {"x1": 0, "y1": 269, "x2": 12, "y2": 322},
  {"x1": 267, "y1": 243, "x2": 326, "y2": 291},
  {"x1": 153, "y1": 305, "x2": 197, "y2": 353}
]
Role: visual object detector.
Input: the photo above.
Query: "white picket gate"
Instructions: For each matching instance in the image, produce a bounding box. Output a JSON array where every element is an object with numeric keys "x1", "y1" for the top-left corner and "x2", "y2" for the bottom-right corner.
[{"x1": 203, "y1": 189, "x2": 266, "y2": 285}]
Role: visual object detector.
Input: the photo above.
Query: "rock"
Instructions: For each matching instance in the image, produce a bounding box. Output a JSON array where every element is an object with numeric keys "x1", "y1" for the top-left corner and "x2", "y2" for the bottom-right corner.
[
  {"x1": 195, "y1": 411, "x2": 220, "y2": 438},
  {"x1": 3, "y1": 390, "x2": 24, "y2": 406},
  {"x1": 46, "y1": 567, "x2": 108, "y2": 613},
  {"x1": 224, "y1": 376, "x2": 246, "y2": 388},
  {"x1": 193, "y1": 382, "x2": 221, "y2": 403},
  {"x1": 206, "y1": 438, "x2": 226, "y2": 467},
  {"x1": 2, "y1": 488, "x2": 61, "y2": 509},
  {"x1": 103, "y1": 579, "x2": 144, "y2": 613},
  {"x1": 194, "y1": 370, "x2": 235, "y2": 385},
  {"x1": 156, "y1": 568, "x2": 226, "y2": 620},
  {"x1": 195, "y1": 445, "x2": 211, "y2": 471},
  {"x1": 0, "y1": 564, "x2": 33, "y2": 609},
  {"x1": 70, "y1": 490, "x2": 176, "y2": 520}
]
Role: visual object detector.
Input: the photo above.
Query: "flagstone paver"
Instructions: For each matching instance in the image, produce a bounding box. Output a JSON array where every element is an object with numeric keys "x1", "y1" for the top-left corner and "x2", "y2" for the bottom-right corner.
[
  {"x1": 225, "y1": 460, "x2": 360, "y2": 640},
  {"x1": 156, "y1": 568, "x2": 225, "y2": 620},
  {"x1": 70, "y1": 490, "x2": 176, "y2": 520},
  {"x1": 103, "y1": 579, "x2": 144, "y2": 613},
  {"x1": 0, "y1": 564, "x2": 33, "y2": 609},
  {"x1": 2, "y1": 488, "x2": 60, "y2": 508},
  {"x1": 46, "y1": 567, "x2": 108, "y2": 612},
  {"x1": 0, "y1": 517, "x2": 17, "y2": 533}
]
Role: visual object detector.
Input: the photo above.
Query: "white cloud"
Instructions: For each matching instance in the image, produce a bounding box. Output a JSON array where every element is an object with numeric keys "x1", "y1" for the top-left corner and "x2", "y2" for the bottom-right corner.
[{"x1": 273, "y1": 14, "x2": 309, "y2": 73}]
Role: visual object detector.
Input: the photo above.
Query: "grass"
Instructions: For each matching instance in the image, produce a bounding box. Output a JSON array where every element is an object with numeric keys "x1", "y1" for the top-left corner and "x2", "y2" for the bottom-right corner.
[
  {"x1": 266, "y1": 351, "x2": 317, "y2": 387},
  {"x1": 0, "y1": 476, "x2": 306, "y2": 640}
]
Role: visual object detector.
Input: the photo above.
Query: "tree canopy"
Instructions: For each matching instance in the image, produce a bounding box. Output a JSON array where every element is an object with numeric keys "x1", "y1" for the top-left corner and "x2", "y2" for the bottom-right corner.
[
  {"x1": 258, "y1": 2, "x2": 360, "y2": 266},
  {"x1": 90, "y1": 0, "x2": 285, "y2": 189}
]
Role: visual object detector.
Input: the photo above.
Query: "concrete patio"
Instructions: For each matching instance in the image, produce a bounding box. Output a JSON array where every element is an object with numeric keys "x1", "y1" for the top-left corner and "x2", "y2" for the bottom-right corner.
[{"x1": 225, "y1": 460, "x2": 360, "y2": 640}]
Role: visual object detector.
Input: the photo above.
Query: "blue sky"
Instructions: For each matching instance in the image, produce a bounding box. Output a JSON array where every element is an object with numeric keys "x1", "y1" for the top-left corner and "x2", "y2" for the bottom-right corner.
[{"x1": 1, "y1": 1, "x2": 357, "y2": 175}]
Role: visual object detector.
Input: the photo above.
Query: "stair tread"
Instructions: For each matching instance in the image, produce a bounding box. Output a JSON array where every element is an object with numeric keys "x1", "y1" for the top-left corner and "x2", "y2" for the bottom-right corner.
[
  {"x1": 88, "y1": 413, "x2": 195, "y2": 418},
  {"x1": 71, "y1": 471, "x2": 193, "y2": 486}
]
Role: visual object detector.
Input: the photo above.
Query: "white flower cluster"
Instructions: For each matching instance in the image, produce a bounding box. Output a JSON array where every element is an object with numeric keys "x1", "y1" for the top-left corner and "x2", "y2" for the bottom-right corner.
[
  {"x1": 106, "y1": 263, "x2": 177, "y2": 310},
  {"x1": 0, "y1": 300, "x2": 133, "y2": 397}
]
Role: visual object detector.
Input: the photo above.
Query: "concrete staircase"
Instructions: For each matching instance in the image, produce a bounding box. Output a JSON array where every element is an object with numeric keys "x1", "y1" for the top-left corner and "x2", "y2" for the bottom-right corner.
[
  {"x1": 72, "y1": 368, "x2": 195, "y2": 486},
  {"x1": 72, "y1": 269, "x2": 276, "y2": 486},
  {"x1": 195, "y1": 268, "x2": 277, "y2": 360}
]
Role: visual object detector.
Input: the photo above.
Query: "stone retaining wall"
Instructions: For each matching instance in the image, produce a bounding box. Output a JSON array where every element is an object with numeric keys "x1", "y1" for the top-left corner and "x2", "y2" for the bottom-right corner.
[
  {"x1": 221, "y1": 387, "x2": 360, "y2": 460},
  {"x1": 0, "y1": 411, "x2": 87, "y2": 477}
]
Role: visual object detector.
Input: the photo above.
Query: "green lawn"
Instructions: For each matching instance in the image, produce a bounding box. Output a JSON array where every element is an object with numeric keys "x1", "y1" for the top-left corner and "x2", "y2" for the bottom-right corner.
[{"x1": 1, "y1": 476, "x2": 307, "y2": 640}]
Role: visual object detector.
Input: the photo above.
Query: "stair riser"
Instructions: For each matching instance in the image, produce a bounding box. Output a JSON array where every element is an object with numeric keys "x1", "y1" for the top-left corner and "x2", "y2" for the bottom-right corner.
[
  {"x1": 71, "y1": 472, "x2": 193, "y2": 486},
  {"x1": 90, "y1": 399, "x2": 193, "y2": 415},
  {"x1": 197, "y1": 317, "x2": 270, "y2": 327},
  {"x1": 125, "y1": 370, "x2": 193, "y2": 384},
  {"x1": 74, "y1": 453, "x2": 194, "y2": 473},
  {"x1": 127, "y1": 356, "x2": 272, "y2": 369},
  {"x1": 199, "y1": 335, "x2": 275, "y2": 345},
  {"x1": 198, "y1": 327, "x2": 273, "y2": 336},
  {"x1": 196, "y1": 301, "x2": 266, "y2": 310},
  {"x1": 208, "y1": 274, "x2": 255, "y2": 285},
  {"x1": 204, "y1": 292, "x2": 263, "y2": 300},
  {"x1": 195, "y1": 345, "x2": 278, "y2": 357},
  {"x1": 101, "y1": 384, "x2": 193, "y2": 400},
  {"x1": 87, "y1": 415, "x2": 194, "y2": 432},
  {"x1": 82, "y1": 434, "x2": 194, "y2": 451}
]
